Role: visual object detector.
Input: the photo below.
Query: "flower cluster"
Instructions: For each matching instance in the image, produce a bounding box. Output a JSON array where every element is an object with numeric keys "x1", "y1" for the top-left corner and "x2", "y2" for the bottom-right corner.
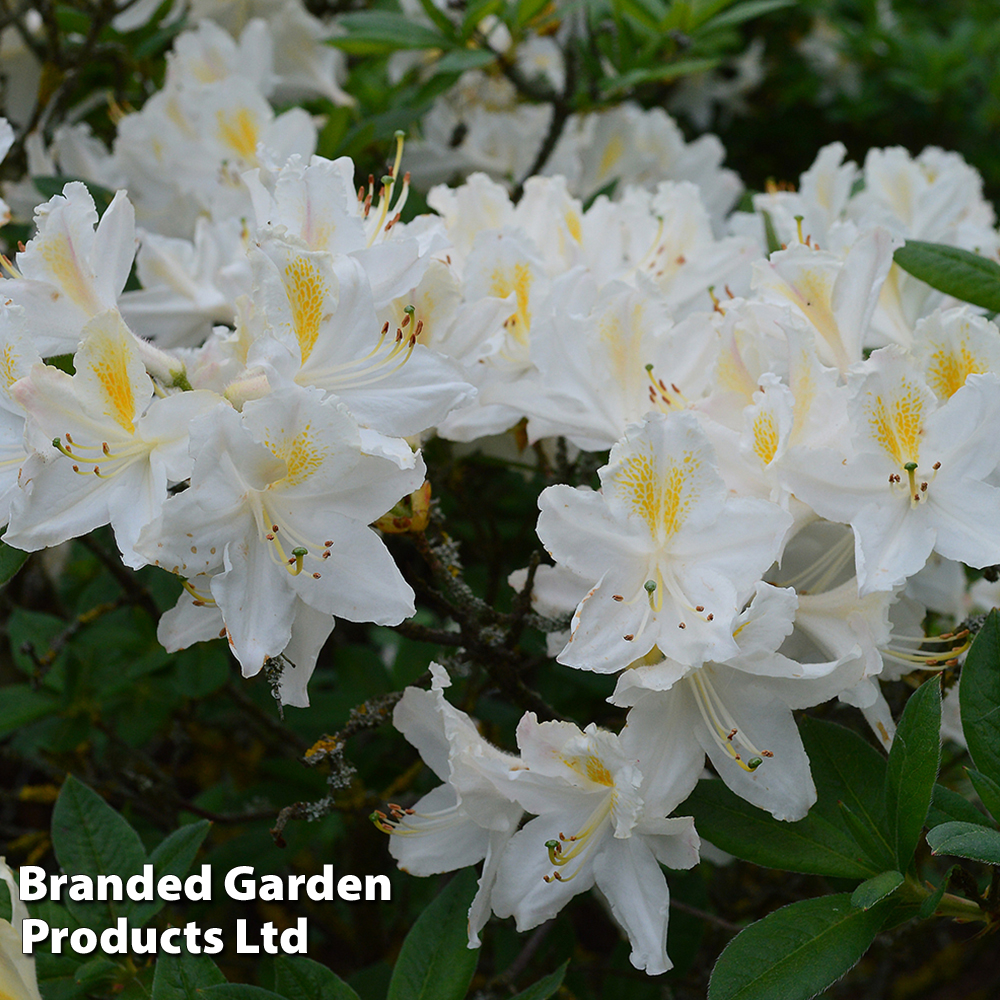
[{"x1": 2, "y1": 2, "x2": 1000, "y2": 977}]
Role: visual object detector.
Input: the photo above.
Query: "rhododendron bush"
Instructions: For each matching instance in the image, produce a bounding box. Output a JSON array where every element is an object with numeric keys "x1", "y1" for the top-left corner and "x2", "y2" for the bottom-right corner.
[{"x1": 3, "y1": 1, "x2": 1000, "y2": 998}]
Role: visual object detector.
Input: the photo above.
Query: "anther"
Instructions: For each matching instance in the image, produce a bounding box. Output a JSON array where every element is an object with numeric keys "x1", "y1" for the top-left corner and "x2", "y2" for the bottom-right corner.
[
  {"x1": 695, "y1": 605, "x2": 704, "y2": 612},
  {"x1": 678, "y1": 622, "x2": 686, "y2": 629},
  {"x1": 933, "y1": 461, "x2": 941, "y2": 470},
  {"x1": 272, "y1": 525, "x2": 279, "y2": 532},
  {"x1": 761, "y1": 750, "x2": 774, "y2": 758},
  {"x1": 612, "y1": 594, "x2": 624, "y2": 601},
  {"x1": 623, "y1": 634, "x2": 634, "y2": 641},
  {"x1": 102, "y1": 442, "x2": 110, "y2": 455},
  {"x1": 920, "y1": 482, "x2": 928, "y2": 492},
  {"x1": 312, "y1": 572, "x2": 321, "y2": 579},
  {"x1": 324, "y1": 540, "x2": 333, "y2": 547},
  {"x1": 706, "y1": 613, "x2": 714, "y2": 621}
]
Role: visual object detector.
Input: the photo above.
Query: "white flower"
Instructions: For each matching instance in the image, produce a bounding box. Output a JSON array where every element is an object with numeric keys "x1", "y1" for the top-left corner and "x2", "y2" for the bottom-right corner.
[
  {"x1": 136, "y1": 385, "x2": 423, "y2": 674},
  {"x1": 379, "y1": 664, "x2": 524, "y2": 947},
  {"x1": 6, "y1": 311, "x2": 218, "y2": 567},
  {"x1": 0, "y1": 857, "x2": 42, "y2": 1000},
  {"x1": 490, "y1": 713, "x2": 700, "y2": 975},
  {"x1": 537, "y1": 411, "x2": 792, "y2": 671}
]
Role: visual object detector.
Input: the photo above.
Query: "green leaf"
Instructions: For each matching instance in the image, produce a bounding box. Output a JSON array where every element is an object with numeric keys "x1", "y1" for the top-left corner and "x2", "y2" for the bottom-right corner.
[
  {"x1": 611, "y1": 0, "x2": 668, "y2": 32},
  {"x1": 201, "y1": 988, "x2": 287, "y2": 1000},
  {"x1": 967, "y1": 768, "x2": 1000, "y2": 823},
  {"x1": 927, "y1": 821, "x2": 1000, "y2": 865},
  {"x1": 800, "y1": 718, "x2": 894, "y2": 869},
  {"x1": 699, "y1": 0, "x2": 794, "y2": 31},
  {"x1": 331, "y1": 12, "x2": 449, "y2": 54},
  {"x1": 416, "y1": 0, "x2": 457, "y2": 37},
  {"x1": 130, "y1": 820, "x2": 211, "y2": 927},
  {"x1": 885, "y1": 678, "x2": 941, "y2": 869},
  {"x1": 917, "y1": 866, "x2": 957, "y2": 919},
  {"x1": 0, "y1": 684, "x2": 60, "y2": 737},
  {"x1": 510, "y1": 961, "x2": 568, "y2": 1000},
  {"x1": 72, "y1": 958, "x2": 119, "y2": 989},
  {"x1": 600, "y1": 57, "x2": 719, "y2": 95},
  {"x1": 433, "y1": 48, "x2": 497, "y2": 74},
  {"x1": 928, "y1": 783, "x2": 993, "y2": 829},
  {"x1": 0, "y1": 538, "x2": 29, "y2": 586},
  {"x1": 462, "y1": 0, "x2": 504, "y2": 37},
  {"x1": 51, "y1": 776, "x2": 147, "y2": 924},
  {"x1": 851, "y1": 871, "x2": 903, "y2": 910},
  {"x1": 515, "y1": 0, "x2": 552, "y2": 27},
  {"x1": 273, "y1": 955, "x2": 361, "y2": 1000},
  {"x1": 960, "y1": 611, "x2": 1000, "y2": 784},
  {"x1": 386, "y1": 869, "x2": 479, "y2": 1000},
  {"x1": 893, "y1": 241, "x2": 1000, "y2": 313},
  {"x1": 684, "y1": 780, "x2": 881, "y2": 879},
  {"x1": 708, "y1": 893, "x2": 886, "y2": 1000},
  {"x1": 152, "y1": 951, "x2": 226, "y2": 1000}
]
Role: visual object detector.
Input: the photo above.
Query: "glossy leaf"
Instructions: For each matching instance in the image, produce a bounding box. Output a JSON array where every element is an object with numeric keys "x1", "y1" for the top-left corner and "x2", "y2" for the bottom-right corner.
[
  {"x1": 51, "y1": 776, "x2": 147, "y2": 925},
  {"x1": 885, "y1": 678, "x2": 941, "y2": 869},
  {"x1": 960, "y1": 612, "x2": 1000, "y2": 785},
  {"x1": 152, "y1": 952, "x2": 226, "y2": 1000},
  {"x1": 967, "y1": 768, "x2": 1000, "y2": 823},
  {"x1": 684, "y1": 780, "x2": 880, "y2": 878},
  {"x1": 331, "y1": 13, "x2": 449, "y2": 54},
  {"x1": 893, "y1": 241, "x2": 1000, "y2": 312},
  {"x1": 130, "y1": 820, "x2": 212, "y2": 928},
  {"x1": 510, "y1": 961, "x2": 569, "y2": 1000},
  {"x1": 851, "y1": 871, "x2": 903, "y2": 910},
  {"x1": 273, "y1": 956, "x2": 361, "y2": 1000},
  {"x1": 928, "y1": 783, "x2": 993, "y2": 829},
  {"x1": 0, "y1": 539, "x2": 29, "y2": 587},
  {"x1": 386, "y1": 869, "x2": 479, "y2": 1000},
  {"x1": 708, "y1": 893, "x2": 886, "y2": 1000},
  {"x1": 927, "y1": 821, "x2": 1000, "y2": 865}
]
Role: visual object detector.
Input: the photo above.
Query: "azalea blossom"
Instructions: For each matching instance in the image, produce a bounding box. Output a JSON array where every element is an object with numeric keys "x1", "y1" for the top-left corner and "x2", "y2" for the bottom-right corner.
[{"x1": 537, "y1": 411, "x2": 792, "y2": 671}]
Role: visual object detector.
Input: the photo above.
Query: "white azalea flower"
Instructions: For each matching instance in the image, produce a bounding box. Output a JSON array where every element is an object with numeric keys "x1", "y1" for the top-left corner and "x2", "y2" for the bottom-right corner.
[
  {"x1": 490, "y1": 712, "x2": 700, "y2": 975},
  {"x1": 136, "y1": 385, "x2": 423, "y2": 674},
  {"x1": 6, "y1": 311, "x2": 218, "y2": 567},
  {"x1": 0, "y1": 857, "x2": 42, "y2": 1000},
  {"x1": 537, "y1": 411, "x2": 792, "y2": 672},
  {"x1": 379, "y1": 664, "x2": 524, "y2": 947}
]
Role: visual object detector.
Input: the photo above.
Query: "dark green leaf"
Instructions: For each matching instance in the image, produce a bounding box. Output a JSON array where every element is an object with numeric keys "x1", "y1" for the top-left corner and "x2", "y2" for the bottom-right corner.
[
  {"x1": 416, "y1": 0, "x2": 457, "y2": 37},
  {"x1": 600, "y1": 58, "x2": 719, "y2": 95},
  {"x1": 850, "y1": 871, "x2": 903, "y2": 910},
  {"x1": 699, "y1": 0, "x2": 794, "y2": 31},
  {"x1": 462, "y1": 0, "x2": 504, "y2": 37},
  {"x1": 684, "y1": 780, "x2": 880, "y2": 879},
  {"x1": 510, "y1": 961, "x2": 568, "y2": 1000},
  {"x1": 928, "y1": 783, "x2": 993, "y2": 829},
  {"x1": 967, "y1": 768, "x2": 1000, "y2": 823},
  {"x1": 0, "y1": 684, "x2": 60, "y2": 737},
  {"x1": 885, "y1": 678, "x2": 941, "y2": 869},
  {"x1": 151, "y1": 951, "x2": 226, "y2": 1000},
  {"x1": 515, "y1": 0, "x2": 552, "y2": 27},
  {"x1": 918, "y1": 866, "x2": 957, "y2": 919},
  {"x1": 273, "y1": 955, "x2": 361, "y2": 1000},
  {"x1": 893, "y1": 241, "x2": 1000, "y2": 312},
  {"x1": 434, "y1": 48, "x2": 497, "y2": 74},
  {"x1": 386, "y1": 869, "x2": 479, "y2": 1000},
  {"x1": 800, "y1": 718, "x2": 893, "y2": 868},
  {"x1": 611, "y1": 0, "x2": 668, "y2": 32},
  {"x1": 51, "y1": 776, "x2": 147, "y2": 924},
  {"x1": 130, "y1": 820, "x2": 211, "y2": 927},
  {"x1": 708, "y1": 894, "x2": 886, "y2": 1000},
  {"x1": 0, "y1": 539, "x2": 29, "y2": 586},
  {"x1": 961, "y1": 611, "x2": 1000, "y2": 784},
  {"x1": 72, "y1": 958, "x2": 119, "y2": 989},
  {"x1": 331, "y1": 12, "x2": 449, "y2": 54},
  {"x1": 927, "y1": 821, "x2": 1000, "y2": 864},
  {"x1": 201, "y1": 988, "x2": 286, "y2": 1000}
]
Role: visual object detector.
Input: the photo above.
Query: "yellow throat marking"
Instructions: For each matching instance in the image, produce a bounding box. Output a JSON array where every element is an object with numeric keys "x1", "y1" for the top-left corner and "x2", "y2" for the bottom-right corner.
[{"x1": 283, "y1": 256, "x2": 326, "y2": 362}]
